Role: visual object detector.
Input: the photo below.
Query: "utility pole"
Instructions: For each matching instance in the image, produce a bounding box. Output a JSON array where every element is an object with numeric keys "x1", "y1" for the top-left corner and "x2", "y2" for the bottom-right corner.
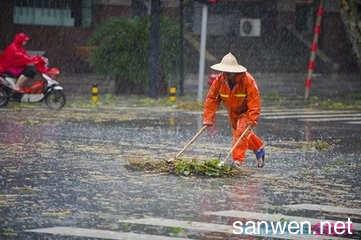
[
  {"x1": 148, "y1": 0, "x2": 161, "y2": 98},
  {"x1": 304, "y1": 0, "x2": 324, "y2": 100},
  {"x1": 179, "y1": 0, "x2": 185, "y2": 96},
  {"x1": 197, "y1": 3, "x2": 208, "y2": 102}
]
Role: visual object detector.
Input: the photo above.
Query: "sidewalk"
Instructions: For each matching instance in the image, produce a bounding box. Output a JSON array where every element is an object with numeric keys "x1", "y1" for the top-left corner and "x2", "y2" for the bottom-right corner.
[{"x1": 59, "y1": 72, "x2": 361, "y2": 100}]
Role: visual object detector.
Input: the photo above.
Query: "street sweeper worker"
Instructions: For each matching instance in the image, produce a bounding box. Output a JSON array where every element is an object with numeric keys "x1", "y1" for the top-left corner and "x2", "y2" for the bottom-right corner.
[
  {"x1": 203, "y1": 53, "x2": 265, "y2": 168},
  {"x1": 0, "y1": 33, "x2": 37, "y2": 91}
]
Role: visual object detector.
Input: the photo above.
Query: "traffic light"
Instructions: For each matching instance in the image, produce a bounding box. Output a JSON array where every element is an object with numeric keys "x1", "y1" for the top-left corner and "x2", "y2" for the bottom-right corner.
[{"x1": 194, "y1": 0, "x2": 219, "y2": 4}]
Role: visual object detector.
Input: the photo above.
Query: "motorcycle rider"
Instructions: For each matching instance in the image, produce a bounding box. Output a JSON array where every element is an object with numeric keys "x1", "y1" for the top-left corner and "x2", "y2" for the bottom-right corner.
[{"x1": 0, "y1": 33, "x2": 37, "y2": 91}]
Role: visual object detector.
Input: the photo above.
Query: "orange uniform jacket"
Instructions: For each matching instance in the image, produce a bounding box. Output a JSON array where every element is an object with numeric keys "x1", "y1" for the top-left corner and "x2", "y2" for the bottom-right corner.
[{"x1": 203, "y1": 72, "x2": 261, "y2": 130}]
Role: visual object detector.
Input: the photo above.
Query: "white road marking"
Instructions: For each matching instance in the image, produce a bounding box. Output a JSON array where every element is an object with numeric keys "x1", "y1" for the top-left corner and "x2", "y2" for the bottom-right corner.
[
  {"x1": 300, "y1": 117, "x2": 361, "y2": 122},
  {"x1": 119, "y1": 217, "x2": 350, "y2": 240},
  {"x1": 262, "y1": 113, "x2": 361, "y2": 120},
  {"x1": 283, "y1": 204, "x2": 361, "y2": 216},
  {"x1": 262, "y1": 108, "x2": 314, "y2": 112},
  {"x1": 261, "y1": 110, "x2": 357, "y2": 116},
  {"x1": 26, "y1": 227, "x2": 192, "y2": 240},
  {"x1": 260, "y1": 108, "x2": 361, "y2": 124},
  {"x1": 204, "y1": 210, "x2": 361, "y2": 231},
  {"x1": 346, "y1": 121, "x2": 361, "y2": 124}
]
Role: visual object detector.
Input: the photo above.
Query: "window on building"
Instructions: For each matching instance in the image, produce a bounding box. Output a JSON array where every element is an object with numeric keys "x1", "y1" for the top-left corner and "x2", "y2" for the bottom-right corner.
[{"x1": 13, "y1": 0, "x2": 92, "y2": 27}]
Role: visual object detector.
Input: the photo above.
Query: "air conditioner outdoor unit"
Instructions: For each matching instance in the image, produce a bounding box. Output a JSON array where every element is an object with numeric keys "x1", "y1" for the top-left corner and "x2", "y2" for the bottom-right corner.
[{"x1": 240, "y1": 18, "x2": 261, "y2": 37}]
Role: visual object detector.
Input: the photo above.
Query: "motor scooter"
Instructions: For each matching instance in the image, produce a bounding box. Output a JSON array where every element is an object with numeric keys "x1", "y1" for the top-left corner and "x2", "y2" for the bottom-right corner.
[{"x1": 0, "y1": 56, "x2": 65, "y2": 110}]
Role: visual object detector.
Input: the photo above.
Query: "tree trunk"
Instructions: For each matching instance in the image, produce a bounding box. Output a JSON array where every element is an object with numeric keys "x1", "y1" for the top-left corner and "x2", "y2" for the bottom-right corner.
[
  {"x1": 114, "y1": 75, "x2": 122, "y2": 95},
  {"x1": 179, "y1": 0, "x2": 185, "y2": 96},
  {"x1": 148, "y1": 0, "x2": 161, "y2": 98}
]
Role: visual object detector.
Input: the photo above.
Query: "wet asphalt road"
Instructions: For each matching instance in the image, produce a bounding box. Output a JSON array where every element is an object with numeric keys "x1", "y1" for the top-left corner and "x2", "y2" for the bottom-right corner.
[{"x1": 0, "y1": 106, "x2": 360, "y2": 239}]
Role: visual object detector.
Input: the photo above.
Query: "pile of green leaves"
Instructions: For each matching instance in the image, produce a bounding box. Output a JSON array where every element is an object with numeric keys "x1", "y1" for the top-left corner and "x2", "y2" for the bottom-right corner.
[
  {"x1": 174, "y1": 159, "x2": 235, "y2": 177},
  {"x1": 127, "y1": 158, "x2": 243, "y2": 178}
]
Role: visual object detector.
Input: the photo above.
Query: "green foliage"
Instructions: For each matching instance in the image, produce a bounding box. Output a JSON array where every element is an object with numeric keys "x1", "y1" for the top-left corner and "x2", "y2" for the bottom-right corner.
[
  {"x1": 89, "y1": 17, "x2": 180, "y2": 94},
  {"x1": 134, "y1": 97, "x2": 174, "y2": 107},
  {"x1": 309, "y1": 94, "x2": 361, "y2": 110},
  {"x1": 132, "y1": 98, "x2": 204, "y2": 111},
  {"x1": 174, "y1": 159, "x2": 234, "y2": 177},
  {"x1": 302, "y1": 140, "x2": 333, "y2": 151},
  {"x1": 312, "y1": 140, "x2": 332, "y2": 151},
  {"x1": 168, "y1": 226, "x2": 185, "y2": 236},
  {"x1": 0, "y1": 228, "x2": 17, "y2": 237},
  {"x1": 278, "y1": 218, "x2": 291, "y2": 224},
  {"x1": 102, "y1": 93, "x2": 120, "y2": 105},
  {"x1": 341, "y1": 0, "x2": 361, "y2": 61},
  {"x1": 175, "y1": 101, "x2": 203, "y2": 111},
  {"x1": 262, "y1": 92, "x2": 285, "y2": 105}
]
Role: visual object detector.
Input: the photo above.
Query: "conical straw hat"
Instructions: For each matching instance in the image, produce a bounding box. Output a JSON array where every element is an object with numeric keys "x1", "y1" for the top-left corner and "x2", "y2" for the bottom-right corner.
[{"x1": 210, "y1": 53, "x2": 247, "y2": 73}]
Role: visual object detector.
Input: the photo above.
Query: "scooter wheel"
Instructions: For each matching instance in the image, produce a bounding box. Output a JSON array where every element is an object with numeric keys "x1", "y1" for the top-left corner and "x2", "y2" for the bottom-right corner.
[
  {"x1": 45, "y1": 90, "x2": 66, "y2": 110},
  {"x1": 0, "y1": 87, "x2": 9, "y2": 107}
]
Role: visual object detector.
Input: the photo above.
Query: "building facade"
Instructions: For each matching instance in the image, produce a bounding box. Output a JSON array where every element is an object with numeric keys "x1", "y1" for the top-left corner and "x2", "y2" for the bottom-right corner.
[
  {"x1": 0, "y1": 0, "x2": 358, "y2": 73},
  {"x1": 187, "y1": 0, "x2": 358, "y2": 72}
]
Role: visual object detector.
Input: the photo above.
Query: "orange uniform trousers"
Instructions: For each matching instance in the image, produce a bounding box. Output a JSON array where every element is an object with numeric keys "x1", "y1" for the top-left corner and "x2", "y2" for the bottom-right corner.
[{"x1": 231, "y1": 119, "x2": 263, "y2": 161}]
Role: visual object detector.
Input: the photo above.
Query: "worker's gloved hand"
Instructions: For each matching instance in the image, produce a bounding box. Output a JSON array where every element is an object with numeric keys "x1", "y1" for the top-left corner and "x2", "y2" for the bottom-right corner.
[
  {"x1": 205, "y1": 123, "x2": 218, "y2": 136},
  {"x1": 236, "y1": 117, "x2": 257, "y2": 135},
  {"x1": 235, "y1": 118, "x2": 250, "y2": 137},
  {"x1": 203, "y1": 122, "x2": 213, "y2": 127}
]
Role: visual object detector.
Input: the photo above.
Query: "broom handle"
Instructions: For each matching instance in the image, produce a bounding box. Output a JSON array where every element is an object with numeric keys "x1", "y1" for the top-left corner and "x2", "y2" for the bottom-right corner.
[
  {"x1": 224, "y1": 125, "x2": 252, "y2": 163},
  {"x1": 175, "y1": 125, "x2": 208, "y2": 159}
]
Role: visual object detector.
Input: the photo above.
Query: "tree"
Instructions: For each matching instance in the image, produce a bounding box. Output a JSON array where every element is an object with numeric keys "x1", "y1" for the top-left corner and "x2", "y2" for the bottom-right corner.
[{"x1": 89, "y1": 16, "x2": 179, "y2": 95}]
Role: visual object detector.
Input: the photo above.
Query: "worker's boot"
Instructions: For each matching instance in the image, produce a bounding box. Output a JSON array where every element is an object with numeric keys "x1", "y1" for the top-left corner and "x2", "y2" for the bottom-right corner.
[
  {"x1": 14, "y1": 74, "x2": 27, "y2": 92},
  {"x1": 254, "y1": 148, "x2": 265, "y2": 168}
]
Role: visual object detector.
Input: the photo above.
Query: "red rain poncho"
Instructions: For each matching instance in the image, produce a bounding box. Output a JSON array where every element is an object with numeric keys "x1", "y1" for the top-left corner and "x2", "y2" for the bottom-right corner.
[{"x1": 0, "y1": 33, "x2": 35, "y2": 75}]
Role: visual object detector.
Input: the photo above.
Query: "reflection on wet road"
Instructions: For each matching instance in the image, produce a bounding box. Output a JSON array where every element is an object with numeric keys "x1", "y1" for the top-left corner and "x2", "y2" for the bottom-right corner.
[{"x1": 0, "y1": 107, "x2": 360, "y2": 239}]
